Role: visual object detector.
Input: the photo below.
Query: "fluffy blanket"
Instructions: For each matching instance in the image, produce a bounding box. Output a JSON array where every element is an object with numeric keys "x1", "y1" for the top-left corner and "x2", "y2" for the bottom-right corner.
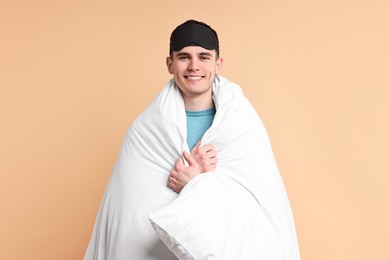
[{"x1": 84, "y1": 75, "x2": 300, "y2": 260}]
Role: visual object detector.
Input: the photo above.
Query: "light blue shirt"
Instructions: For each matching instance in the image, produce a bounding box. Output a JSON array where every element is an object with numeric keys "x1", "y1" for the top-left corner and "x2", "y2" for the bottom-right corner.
[{"x1": 186, "y1": 108, "x2": 216, "y2": 151}]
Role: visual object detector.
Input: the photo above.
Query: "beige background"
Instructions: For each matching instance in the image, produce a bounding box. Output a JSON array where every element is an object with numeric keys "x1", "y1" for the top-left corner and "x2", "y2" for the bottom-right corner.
[{"x1": 1, "y1": 0, "x2": 389, "y2": 259}]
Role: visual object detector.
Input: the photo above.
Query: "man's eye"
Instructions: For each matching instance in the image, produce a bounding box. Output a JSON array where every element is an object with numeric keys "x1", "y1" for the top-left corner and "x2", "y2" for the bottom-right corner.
[
  {"x1": 179, "y1": 56, "x2": 188, "y2": 60},
  {"x1": 200, "y1": 56, "x2": 211, "y2": 60}
]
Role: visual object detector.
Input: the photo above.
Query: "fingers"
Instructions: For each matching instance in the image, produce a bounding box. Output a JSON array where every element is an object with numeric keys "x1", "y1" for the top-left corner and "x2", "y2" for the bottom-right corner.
[
  {"x1": 201, "y1": 156, "x2": 218, "y2": 165},
  {"x1": 198, "y1": 145, "x2": 217, "y2": 162},
  {"x1": 191, "y1": 139, "x2": 202, "y2": 153},
  {"x1": 199, "y1": 143, "x2": 214, "y2": 153},
  {"x1": 183, "y1": 151, "x2": 198, "y2": 167},
  {"x1": 191, "y1": 140, "x2": 214, "y2": 154},
  {"x1": 200, "y1": 156, "x2": 218, "y2": 171},
  {"x1": 174, "y1": 158, "x2": 184, "y2": 170},
  {"x1": 169, "y1": 150, "x2": 207, "y2": 193},
  {"x1": 167, "y1": 174, "x2": 175, "y2": 188},
  {"x1": 168, "y1": 170, "x2": 182, "y2": 193},
  {"x1": 199, "y1": 144, "x2": 217, "y2": 159},
  {"x1": 202, "y1": 150, "x2": 217, "y2": 159},
  {"x1": 189, "y1": 142, "x2": 218, "y2": 173}
]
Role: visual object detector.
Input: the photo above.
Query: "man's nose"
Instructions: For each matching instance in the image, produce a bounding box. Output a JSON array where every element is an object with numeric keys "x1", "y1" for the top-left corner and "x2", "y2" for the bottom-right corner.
[{"x1": 187, "y1": 58, "x2": 200, "y2": 71}]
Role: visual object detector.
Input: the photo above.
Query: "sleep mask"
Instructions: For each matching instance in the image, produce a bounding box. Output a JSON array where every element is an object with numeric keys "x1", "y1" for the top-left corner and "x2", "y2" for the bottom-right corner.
[{"x1": 169, "y1": 23, "x2": 219, "y2": 55}]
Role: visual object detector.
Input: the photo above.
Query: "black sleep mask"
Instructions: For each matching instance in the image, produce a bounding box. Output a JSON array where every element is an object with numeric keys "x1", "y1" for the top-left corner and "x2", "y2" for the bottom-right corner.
[{"x1": 170, "y1": 23, "x2": 219, "y2": 54}]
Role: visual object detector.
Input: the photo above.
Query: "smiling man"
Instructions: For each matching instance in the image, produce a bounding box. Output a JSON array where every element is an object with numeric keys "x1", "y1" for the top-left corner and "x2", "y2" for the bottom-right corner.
[
  {"x1": 166, "y1": 20, "x2": 222, "y2": 193},
  {"x1": 85, "y1": 19, "x2": 301, "y2": 260}
]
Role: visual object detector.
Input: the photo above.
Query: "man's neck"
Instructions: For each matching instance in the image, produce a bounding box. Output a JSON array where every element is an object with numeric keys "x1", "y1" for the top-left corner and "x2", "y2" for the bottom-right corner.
[{"x1": 183, "y1": 95, "x2": 214, "y2": 111}]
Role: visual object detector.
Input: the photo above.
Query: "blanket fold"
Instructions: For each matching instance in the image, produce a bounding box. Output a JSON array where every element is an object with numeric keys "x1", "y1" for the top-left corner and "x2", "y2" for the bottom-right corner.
[{"x1": 85, "y1": 75, "x2": 300, "y2": 260}]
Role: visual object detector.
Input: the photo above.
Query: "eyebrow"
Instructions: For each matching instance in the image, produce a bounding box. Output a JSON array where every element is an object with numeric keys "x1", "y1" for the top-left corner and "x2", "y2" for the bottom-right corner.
[
  {"x1": 175, "y1": 51, "x2": 213, "y2": 57},
  {"x1": 175, "y1": 52, "x2": 190, "y2": 57},
  {"x1": 199, "y1": 52, "x2": 213, "y2": 57}
]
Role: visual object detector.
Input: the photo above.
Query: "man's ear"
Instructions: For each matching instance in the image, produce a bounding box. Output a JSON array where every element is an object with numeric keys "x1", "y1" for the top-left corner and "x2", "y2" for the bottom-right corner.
[
  {"x1": 216, "y1": 57, "x2": 223, "y2": 74},
  {"x1": 166, "y1": 56, "x2": 173, "y2": 74}
]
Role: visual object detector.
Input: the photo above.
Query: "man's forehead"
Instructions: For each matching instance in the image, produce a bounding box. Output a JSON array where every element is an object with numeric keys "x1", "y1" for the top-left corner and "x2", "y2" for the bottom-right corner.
[{"x1": 173, "y1": 46, "x2": 217, "y2": 56}]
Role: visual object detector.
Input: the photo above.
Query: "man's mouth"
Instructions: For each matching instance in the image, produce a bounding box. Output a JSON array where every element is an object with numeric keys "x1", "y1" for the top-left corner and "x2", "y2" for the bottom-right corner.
[{"x1": 184, "y1": 76, "x2": 203, "y2": 81}]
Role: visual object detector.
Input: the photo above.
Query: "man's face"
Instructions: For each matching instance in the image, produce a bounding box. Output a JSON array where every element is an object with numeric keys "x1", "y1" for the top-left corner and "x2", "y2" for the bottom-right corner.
[{"x1": 166, "y1": 46, "x2": 223, "y2": 102}]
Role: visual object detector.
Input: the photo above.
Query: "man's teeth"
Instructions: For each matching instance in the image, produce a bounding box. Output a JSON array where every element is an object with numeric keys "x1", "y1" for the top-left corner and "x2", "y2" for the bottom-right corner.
[{"x1": 186, "y1": 76, "x2": 202, "y2": 81}]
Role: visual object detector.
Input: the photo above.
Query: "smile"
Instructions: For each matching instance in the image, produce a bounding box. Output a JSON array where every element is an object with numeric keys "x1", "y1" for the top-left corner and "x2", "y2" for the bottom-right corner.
[{"x1": 184, "y1": 76, "x2": 203, "y2": 81}]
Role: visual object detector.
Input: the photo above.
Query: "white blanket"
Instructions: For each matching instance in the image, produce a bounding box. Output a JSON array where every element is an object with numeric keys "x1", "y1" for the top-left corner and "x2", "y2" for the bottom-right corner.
[{"x1": 85, "y1": 75, "x2": 300, "y2": 260}]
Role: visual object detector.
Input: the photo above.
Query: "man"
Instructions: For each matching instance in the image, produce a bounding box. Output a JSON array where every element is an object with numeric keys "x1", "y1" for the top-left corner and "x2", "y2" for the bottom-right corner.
[
  {"x1": 166, "y1": 20, "x2": 222, "y2": 193},
  {"x1": 85, "y1": 20, "x2": 300, "y2": 260}
]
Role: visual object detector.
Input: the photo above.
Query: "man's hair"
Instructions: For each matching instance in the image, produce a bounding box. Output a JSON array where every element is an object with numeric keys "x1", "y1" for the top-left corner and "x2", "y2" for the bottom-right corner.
[{"x1": 169, "y1": 19, "x2": 220, "y2": 58}]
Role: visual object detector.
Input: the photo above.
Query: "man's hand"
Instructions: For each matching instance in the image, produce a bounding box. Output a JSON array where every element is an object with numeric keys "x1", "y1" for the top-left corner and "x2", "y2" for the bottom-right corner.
[
  {"x1": 168, "y1": 141, "x2": 218, "y2": 193},
  {"x1": 168, "y1": 151, "x2": 201, "y2": 193},
  {"x1": 191, "y1": 139, "x2": 218, "y2": 173}
]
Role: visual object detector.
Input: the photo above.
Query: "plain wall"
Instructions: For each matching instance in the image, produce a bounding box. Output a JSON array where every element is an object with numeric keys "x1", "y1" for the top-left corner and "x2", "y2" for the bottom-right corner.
[{"x1": 1, "y1": 0, "x2": 389, "y2": 259}]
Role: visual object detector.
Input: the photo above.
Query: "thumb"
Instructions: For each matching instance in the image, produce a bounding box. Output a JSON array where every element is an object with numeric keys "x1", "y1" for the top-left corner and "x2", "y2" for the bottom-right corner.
[
  {"x1": 183, "y1": 151, "x2": 198, "y2": 167},
  {"x1": 176, "y1": 158, "x2": 184, "y2": 168}
]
